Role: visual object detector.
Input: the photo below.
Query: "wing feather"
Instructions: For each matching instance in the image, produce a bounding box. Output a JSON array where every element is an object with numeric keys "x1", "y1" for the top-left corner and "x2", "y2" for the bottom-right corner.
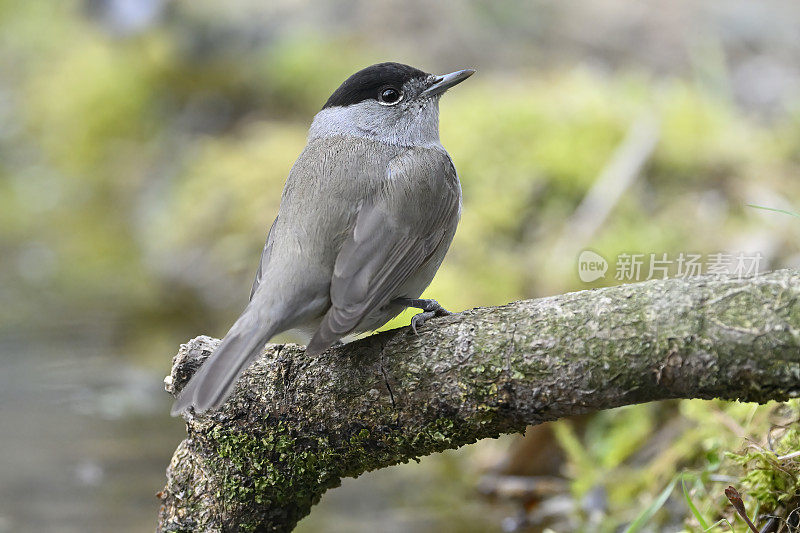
[
  {"x1": 249, "y1": 217, "x2": 277, "y2": 300},
  {"x1": 307, "y1": 148, "x2": 460, "y2": 353}
]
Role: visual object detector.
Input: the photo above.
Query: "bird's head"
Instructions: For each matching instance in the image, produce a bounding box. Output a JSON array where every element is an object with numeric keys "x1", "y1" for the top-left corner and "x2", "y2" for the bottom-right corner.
[{"x1": 310, "y1": 62, "x2": 475, "y2": 147}]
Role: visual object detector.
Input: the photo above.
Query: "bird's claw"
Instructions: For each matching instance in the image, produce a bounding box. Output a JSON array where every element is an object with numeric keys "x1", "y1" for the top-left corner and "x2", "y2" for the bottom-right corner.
[
  {"x1": 410, "y1": 310, "x2": 436, "y2": 335},
  {"x1": 393, "y1": 298, "x2": 451, "y2": 335}
]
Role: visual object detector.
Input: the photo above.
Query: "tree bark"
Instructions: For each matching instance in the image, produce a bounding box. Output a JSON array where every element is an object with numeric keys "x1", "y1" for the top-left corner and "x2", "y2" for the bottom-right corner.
[{"x1": 157, "y1": 270, "x2": 800, "y2": 532}]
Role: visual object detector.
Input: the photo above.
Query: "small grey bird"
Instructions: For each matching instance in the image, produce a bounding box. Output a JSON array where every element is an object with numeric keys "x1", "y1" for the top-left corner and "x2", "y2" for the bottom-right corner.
[{"x1": 172, "y1": 62, "x2": 474, "y2": 416}]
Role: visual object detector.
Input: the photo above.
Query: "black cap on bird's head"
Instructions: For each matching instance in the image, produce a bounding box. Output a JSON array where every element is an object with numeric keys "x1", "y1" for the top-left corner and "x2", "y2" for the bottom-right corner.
[{"x1": 323, "y1": 62, "x2": 475, "y2": 110}]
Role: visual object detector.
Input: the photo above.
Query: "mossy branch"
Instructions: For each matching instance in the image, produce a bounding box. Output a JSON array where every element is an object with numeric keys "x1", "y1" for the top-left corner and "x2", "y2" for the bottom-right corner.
[{"x1": 157, "y1": 270, "x2": 800, "y2": 532}]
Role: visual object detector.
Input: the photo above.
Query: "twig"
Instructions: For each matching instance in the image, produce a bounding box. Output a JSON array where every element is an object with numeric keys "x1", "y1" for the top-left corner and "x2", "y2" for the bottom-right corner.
[{"x1": 725, "y1": 486, "x2": 759, "y2": 533}]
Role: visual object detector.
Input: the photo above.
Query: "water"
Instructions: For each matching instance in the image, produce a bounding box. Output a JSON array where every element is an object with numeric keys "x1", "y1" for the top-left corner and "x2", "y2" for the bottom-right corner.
[{"x1": 0, "y1": 334, "x2": 185, "y2": 533}]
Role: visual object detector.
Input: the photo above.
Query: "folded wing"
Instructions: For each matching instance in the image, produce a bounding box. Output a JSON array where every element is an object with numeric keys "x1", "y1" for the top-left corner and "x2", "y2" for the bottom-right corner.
[{"x1": 306, "y1": 148, "x2": 460, "y2": 354}]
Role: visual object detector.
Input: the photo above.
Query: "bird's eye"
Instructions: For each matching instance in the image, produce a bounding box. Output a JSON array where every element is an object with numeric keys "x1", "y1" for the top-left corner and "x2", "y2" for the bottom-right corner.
[{"x1": 378, "y1": 87, "x2": 403, "y2": 105}]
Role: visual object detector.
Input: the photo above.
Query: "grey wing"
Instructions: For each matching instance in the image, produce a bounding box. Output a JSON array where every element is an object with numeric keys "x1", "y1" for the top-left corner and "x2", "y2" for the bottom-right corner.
[
  {"x1": 249, "y1": 217, "x2": 277, "y2": 300},
  {"x1": 306, "y1": 149, "x2": 460, "y2": 354}
]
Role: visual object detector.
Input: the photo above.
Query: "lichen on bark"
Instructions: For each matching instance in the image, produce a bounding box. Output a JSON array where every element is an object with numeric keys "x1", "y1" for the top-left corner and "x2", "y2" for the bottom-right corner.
[{"x1": 157, "y1": 270, "x2": 800, "y2": 532}]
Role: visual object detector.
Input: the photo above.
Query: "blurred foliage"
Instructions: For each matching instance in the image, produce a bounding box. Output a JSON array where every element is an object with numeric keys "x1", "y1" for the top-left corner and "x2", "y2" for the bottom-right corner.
[
  {"x1": 2, "y1": 1, "x2": 800, "y2": 532},
  {"x1": 552, "y1": 401, "x2": 800, "y2": 532}
]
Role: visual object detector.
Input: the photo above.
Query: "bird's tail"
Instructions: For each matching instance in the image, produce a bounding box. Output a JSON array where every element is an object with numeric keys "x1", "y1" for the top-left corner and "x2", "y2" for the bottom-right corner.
[{"x1": 171, "y1": 303, "x2": 276, "y2": 416}]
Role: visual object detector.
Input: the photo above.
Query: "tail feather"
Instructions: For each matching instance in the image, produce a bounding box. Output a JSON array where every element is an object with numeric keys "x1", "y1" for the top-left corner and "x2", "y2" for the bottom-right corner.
[
  {"x1": 306, "y1": 329, "x2": 333, "y2": 357},
  {"x1": 171, "y1": 317, "x2": 275, "y2": 416}
]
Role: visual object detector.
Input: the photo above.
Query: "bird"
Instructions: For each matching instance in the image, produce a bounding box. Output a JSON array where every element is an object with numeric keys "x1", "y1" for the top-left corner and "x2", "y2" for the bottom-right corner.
[{"x1": 172, "y1": 62, "x2": 474, "y2": 416}]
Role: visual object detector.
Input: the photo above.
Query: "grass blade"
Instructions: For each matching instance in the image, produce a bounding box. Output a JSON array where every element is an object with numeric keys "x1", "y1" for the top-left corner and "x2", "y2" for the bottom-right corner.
[
  {"x1": 746, "y1": 204, "x2": 800, "y2": 219},
  {"x1": 705, "y1": 518, "x2": 735, "y2": 532},
  {"x1": 682, "y1": 477, "x2": 710, "y2": 530},
  {"x1": 624, "y1": 476, "x2": 679, "y2": 533}
]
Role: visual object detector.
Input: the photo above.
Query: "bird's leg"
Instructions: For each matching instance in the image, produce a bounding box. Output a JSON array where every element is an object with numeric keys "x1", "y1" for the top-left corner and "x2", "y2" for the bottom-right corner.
[{"x1": 392, "y1": 298, "x2": 452, "y2": 335}]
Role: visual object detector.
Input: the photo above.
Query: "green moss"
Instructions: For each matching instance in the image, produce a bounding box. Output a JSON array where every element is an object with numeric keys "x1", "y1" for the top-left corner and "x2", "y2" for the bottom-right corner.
[
  {"x1": 210, "y1": 423, "x2": 337, "y2": 519},
  {"x1": 200, "y1": 412, "x2": 494, "y2": 530},
  {"x1": 726, "y1": 427, "x2": 800, "y2": 511}
]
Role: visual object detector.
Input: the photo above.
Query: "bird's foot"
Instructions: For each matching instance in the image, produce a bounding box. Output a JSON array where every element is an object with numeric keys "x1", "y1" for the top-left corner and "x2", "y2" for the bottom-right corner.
[{"x1": 392, "y1": 298, "x2": 452, "y2": 335}]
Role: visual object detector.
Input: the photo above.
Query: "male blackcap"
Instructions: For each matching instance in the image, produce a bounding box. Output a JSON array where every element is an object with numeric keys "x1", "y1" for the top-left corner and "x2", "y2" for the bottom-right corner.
[{"x1": 172, "y1": 62, "x2": 474, "y2": 415}]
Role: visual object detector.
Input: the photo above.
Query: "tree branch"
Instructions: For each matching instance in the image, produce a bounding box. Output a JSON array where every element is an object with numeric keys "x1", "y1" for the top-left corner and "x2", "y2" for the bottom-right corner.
[{"x1": 157, "y1": 270, "x2": 800, "y2": 532}]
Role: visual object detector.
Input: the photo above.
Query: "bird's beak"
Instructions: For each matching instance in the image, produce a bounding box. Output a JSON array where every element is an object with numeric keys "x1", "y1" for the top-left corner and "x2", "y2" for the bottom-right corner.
[{"x1": 421, "y1": 68, "x2": 476, "y2": 97}]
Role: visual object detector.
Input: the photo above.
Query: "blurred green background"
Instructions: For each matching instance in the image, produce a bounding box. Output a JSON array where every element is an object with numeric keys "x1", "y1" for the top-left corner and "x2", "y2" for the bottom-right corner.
[{"x1": 2, "y1": 1, "x2": 800, "y2": 532}]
